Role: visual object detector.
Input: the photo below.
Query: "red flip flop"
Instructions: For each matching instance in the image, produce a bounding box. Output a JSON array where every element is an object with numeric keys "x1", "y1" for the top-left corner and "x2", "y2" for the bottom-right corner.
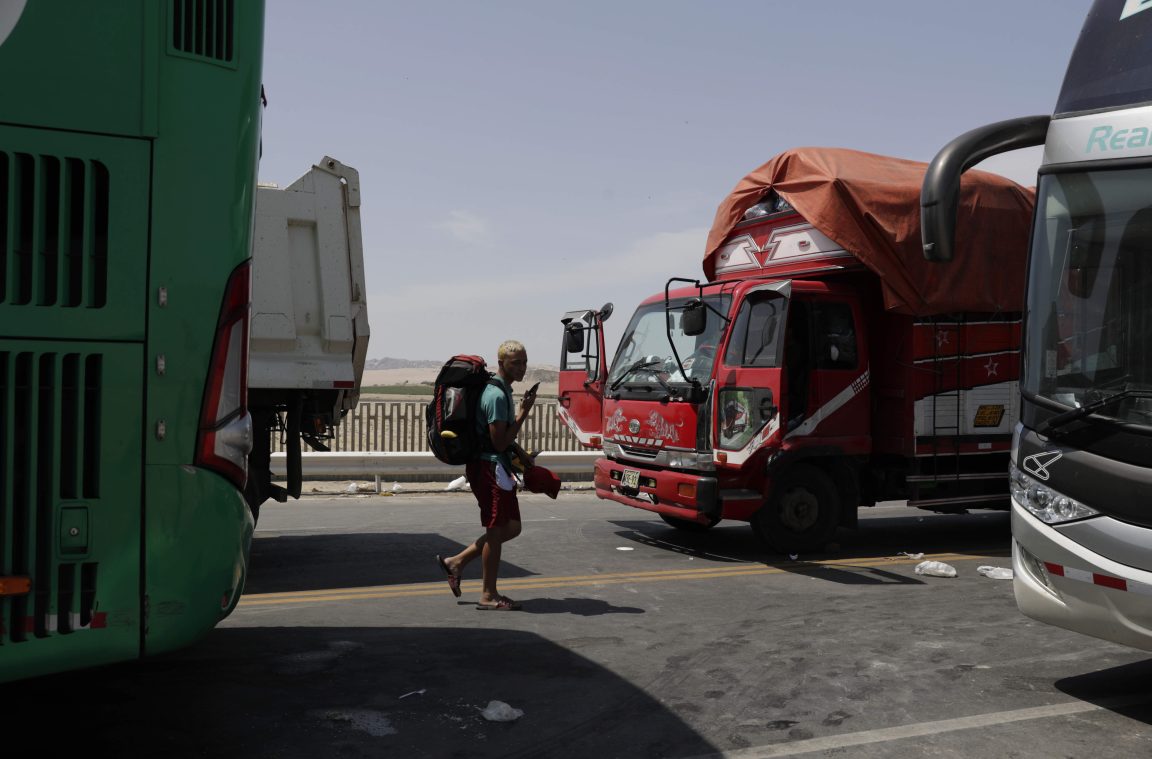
[
  {"x1": 436, "y1": 555, "x2": 461, "y2": 598},
  {"x1": 476, "y1": 596, "x2": 521, "y2": 611}
]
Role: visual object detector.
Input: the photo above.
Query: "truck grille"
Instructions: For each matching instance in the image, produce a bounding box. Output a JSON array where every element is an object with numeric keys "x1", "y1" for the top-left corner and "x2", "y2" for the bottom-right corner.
[
  {"x1": 619, "y1": 445, "x2": 659, "y2": 459},
  {"x1": 0, "y1": 152, "x2": 109, "y2": 309},
  {"x1": 1, "y1": 350, "x2": 102, "y2": 643},
  {"x1": 172, "y1": 0, "x2": 235, "y2": 62}
]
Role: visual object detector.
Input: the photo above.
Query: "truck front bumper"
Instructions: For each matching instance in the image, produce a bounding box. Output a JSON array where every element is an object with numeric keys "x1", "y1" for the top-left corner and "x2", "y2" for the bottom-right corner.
[{"x1": 594, "y1": 457, "x2": 720, "y2": 524}]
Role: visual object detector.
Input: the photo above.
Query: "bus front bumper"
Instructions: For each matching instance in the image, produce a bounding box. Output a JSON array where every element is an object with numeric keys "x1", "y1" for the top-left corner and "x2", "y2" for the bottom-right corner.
[{"x1": 1012, "y1": 503, "x2": 1152, "y2": 651}]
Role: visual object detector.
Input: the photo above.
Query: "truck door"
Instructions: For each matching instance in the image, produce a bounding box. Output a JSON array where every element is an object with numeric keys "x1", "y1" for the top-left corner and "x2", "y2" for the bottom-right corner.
[
  {"x1": 558, "y1": 306, "x2": 612, "y2": 448},
  {"x1": 786, "y1": 297, "x2": 868, "y2": 440},
  {"x1": 715, "y1": 285, "x2": 788, "y2": 463}
]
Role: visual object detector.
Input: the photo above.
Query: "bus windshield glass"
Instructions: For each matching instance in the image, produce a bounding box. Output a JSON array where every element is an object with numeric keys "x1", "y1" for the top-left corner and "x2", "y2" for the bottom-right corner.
[
  {"x1": 608, "y1": 295, "x2": 731, "y2": 390},
  {"x1": 1056, "y1": 1, "x2": 1152, "y2": 114},
  {"x1": 1024, "y1": 168, "x2": 1152, "y2": 427}
]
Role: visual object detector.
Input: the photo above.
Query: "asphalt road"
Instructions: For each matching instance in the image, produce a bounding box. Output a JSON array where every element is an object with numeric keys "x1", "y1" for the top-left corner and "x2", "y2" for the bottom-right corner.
[{"x1": 7, "y1": 491, "x2": 1152, "y2": 758}]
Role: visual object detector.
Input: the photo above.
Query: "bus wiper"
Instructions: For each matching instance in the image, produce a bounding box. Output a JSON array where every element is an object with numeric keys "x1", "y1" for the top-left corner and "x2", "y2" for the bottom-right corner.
[
  {"x1": 610, "y1": 359, "x2": 662, "y2": 392},
  {"x1": 1037, "y1": 388, "x2": 1152, "y2": 435}
]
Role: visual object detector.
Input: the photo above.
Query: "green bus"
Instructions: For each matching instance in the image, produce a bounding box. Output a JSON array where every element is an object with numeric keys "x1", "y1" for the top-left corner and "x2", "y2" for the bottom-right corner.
[{"x1": 0, "y1": 0, "x2": 264, "y2": 681}]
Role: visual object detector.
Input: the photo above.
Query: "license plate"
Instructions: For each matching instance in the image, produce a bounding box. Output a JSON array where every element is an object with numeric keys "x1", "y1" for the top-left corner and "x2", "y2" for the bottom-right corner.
[{"x1": 621, "y1": 469, "x2": 640, "y2": 489}]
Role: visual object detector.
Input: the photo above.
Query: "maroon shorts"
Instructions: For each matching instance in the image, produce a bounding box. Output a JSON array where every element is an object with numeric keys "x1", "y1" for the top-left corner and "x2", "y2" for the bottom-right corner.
[{"x1": 466, "y1": 460, "x2": 521, "y2": 528}]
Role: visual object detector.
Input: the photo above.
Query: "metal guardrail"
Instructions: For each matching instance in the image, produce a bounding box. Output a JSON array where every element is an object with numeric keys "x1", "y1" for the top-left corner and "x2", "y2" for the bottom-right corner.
[{"x1": 270, "y1": 450, "x2": 601, "y2": 481}]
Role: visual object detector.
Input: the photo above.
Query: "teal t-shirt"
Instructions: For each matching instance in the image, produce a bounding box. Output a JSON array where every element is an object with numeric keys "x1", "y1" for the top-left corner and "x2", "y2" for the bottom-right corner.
[{"x1": 475, "y1": 377, "x2": 514, "y2": 465}]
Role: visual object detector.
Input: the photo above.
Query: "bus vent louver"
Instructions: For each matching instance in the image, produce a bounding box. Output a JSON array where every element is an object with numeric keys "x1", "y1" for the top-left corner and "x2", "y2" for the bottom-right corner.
[
  {"x1": 0, "y1": 152, "x2": 110, "y2": 309},
  {"x1": 1, "y1": 351, "x2": 102, "y2": 644},
  {"x1": 172, "y1": 0, "x2": 235, "y2": 62}
]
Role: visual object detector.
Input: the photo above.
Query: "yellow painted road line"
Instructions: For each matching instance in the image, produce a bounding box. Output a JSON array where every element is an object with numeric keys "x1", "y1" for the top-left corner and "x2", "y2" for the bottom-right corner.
[{"x1": 236, "y1": 551, "x2": 1003, "y2": 609}]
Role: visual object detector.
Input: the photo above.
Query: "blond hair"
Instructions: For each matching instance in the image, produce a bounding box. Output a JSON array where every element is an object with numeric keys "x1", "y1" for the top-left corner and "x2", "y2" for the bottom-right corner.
[{"x1": 498, "y1": 339, "x2": 526, "y2": 360}]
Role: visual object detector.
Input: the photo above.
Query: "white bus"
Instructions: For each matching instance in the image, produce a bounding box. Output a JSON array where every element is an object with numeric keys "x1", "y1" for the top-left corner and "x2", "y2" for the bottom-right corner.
[{"x1": 922, "y1": 0, "x2": 1152, "y2": 650}]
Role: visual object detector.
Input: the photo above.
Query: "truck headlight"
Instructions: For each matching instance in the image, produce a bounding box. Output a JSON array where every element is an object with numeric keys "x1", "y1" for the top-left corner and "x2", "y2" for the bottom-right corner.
[
  {"x1": 1009, "y1": 462, "x2": 1099, "y2": 524},
  {"x1": 602, "y1": 440, "x2": 624, "y2": 459},
  {"x1": 667, "y1": 451, "x2": 715, "y2": 471}
]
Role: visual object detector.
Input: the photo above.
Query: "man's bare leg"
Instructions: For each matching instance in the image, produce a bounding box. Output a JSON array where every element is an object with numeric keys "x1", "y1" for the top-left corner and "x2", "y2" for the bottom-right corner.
[
  {"x1": 480, "y1": 520, "x2": 522, "y2": 604},
  {"x1": 444, "y1": 535, "x2": 487, "y2": 577}
]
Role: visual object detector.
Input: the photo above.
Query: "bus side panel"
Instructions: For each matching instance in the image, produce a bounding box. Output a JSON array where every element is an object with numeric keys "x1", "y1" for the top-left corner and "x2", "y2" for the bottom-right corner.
[
  {"x1": 0, "y1": 1, "x2": 151, "y2": 137},
  {"x1": 0, "y1": 341, "x2": 143, "y2": 682},
  {"x1": 0, "y1": 126, "x2": 149, "y2": 342},
  {"x1": 143, "y1": 466, "x2": 253, "y2": 657},
  {"x1": 141, "y1": 0, "x2": 264, "y2": 655},
  {"x1": 145, "y1": 1, "x2": 266, "y2": 465}
]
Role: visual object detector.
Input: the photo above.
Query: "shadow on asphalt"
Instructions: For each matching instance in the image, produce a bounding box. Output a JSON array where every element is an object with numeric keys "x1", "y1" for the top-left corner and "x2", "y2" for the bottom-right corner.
[
  {"x1": 245, "y1": 508, "x2": 1009, "y2": 595},
  {"x1": 609, "y1": 508, "x2": 1011, "y2": 566},
  {"x1": 1055, "y1": 658, "x2": 1152, "y2": 727},
  {"x1": 246, "y1": 532, "x2": 539, "y2": 594},
  {"x1": 1, "y1": 627, "x2": 718, "y2": 759},
  {"x1": 518, "y1": 597, "x2": 645, "y2": 616}
]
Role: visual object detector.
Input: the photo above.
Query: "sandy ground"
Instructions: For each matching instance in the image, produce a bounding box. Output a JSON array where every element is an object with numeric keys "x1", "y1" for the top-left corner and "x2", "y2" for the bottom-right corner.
[{"x1": 361, "y1": 367, "x2": 559, "y2": 397}]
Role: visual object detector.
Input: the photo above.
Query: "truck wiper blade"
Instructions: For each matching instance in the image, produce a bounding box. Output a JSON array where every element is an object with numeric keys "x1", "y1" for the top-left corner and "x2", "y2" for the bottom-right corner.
[
  {"x1": 1037, "y1": 388, "x2": 1152, "y2": 435},
  {"x1": 610, "y1": 359, "x2": 662, "y2": 391}
]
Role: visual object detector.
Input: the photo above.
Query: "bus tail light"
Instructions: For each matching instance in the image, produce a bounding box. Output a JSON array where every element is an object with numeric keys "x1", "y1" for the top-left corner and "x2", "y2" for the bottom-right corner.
[{"x1": 195, "y1": 261, "x2": 253, "y2": 489}]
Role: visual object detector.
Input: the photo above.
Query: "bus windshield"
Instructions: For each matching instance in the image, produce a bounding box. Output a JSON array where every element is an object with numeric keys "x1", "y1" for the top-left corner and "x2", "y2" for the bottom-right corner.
[
  {"x1": 608, "y1": 295, "x2": 731, "y2": 390},
  {"x1": 1024, "y1": 168, "x2": 1152, "y2": 428},
  {"x1": 1056, "y1": 0, "x2": 1152, "y2": 114}
]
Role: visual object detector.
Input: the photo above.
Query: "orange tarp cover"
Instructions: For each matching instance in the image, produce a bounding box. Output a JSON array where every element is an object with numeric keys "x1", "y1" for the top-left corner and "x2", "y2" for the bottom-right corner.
[{"x1": 703, "y1": 148, "x2": 1036, "y2": 316}]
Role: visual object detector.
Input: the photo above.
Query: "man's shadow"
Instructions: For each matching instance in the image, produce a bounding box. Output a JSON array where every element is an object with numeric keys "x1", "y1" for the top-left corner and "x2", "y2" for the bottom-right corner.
[{"x1": 453, "y1": 597, "x2": 644, "y2": 616}]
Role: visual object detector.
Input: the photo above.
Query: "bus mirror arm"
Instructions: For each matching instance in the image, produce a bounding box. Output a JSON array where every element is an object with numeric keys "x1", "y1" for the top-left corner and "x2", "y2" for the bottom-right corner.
[{"x1": 921, "y1": 114, "x2": 1050, "y2": 262}]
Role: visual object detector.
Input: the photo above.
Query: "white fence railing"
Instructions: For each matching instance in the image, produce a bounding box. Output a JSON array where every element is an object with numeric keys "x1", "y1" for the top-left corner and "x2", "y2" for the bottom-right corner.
[{"x1": 271, "y1": 399, "x2": 582, "y2": 454}]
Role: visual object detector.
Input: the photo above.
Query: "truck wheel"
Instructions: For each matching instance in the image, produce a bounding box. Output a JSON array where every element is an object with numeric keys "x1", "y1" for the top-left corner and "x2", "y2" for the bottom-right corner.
[
  {"x1": 659, "y1": 513, "x2": 719, "y2": 532},
  {"x1": 753, "y1": 464, "x2": 840, "y2": 554}
]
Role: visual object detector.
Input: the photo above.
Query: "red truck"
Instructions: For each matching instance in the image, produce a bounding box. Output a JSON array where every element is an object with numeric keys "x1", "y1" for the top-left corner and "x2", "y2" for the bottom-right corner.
[{"x1": 558, "y1": 148, "x2": 1035, "y2": 553}]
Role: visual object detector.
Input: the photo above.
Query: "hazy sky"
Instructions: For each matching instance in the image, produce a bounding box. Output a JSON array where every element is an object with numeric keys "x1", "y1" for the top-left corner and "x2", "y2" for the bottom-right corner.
[{"x1": 259, "y1": 1, "x2": 1089, "y2": 366}]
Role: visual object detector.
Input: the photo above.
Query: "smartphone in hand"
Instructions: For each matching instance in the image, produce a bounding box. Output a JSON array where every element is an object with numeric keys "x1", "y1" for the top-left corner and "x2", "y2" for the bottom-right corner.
[{"x1": 526, "y1": 381, "x2": 541, "y2": 396}]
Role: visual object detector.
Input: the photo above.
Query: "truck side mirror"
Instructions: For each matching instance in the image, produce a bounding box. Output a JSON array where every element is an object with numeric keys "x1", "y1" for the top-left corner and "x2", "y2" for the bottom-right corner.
[
  {"x1": 565, "y1": 323, "x2": 585, "y2": 353},
  {"x1": 682, "y1": 299, "x2": 707, "y2": 336},
  {"x1": 598, "y1": 302, "x2": 614, "y2": 322}
]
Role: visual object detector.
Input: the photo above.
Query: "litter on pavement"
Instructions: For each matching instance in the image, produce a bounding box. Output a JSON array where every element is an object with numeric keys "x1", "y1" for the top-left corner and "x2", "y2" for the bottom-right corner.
[
  {"x1": 977, "y1": 565, "x2": 1014, "y2": 580},
  {"x1": 480, "y1": 701, "x2": 524, "y2": 722},
  {"x1": 914, "y1": 560, "x2": 958, "y2": 578}
]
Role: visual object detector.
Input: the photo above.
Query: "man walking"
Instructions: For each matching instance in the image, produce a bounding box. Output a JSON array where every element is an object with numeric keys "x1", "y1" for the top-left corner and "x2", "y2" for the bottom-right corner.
[{"x1": 437, "y1": 340, "x2": 536, "y2": 610}]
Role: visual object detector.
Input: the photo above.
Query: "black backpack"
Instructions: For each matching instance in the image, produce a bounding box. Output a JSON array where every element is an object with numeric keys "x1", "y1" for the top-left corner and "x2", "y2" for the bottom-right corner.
[{"x1": 426, "y1": 355, "x2": 503, "y2": 465}]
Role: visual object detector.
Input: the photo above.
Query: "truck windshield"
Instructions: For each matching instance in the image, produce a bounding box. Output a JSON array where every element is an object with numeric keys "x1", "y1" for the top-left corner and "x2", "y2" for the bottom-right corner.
[
  {"x1": 1024, "y1": 168, "x2": 1152, "y2": 428},
  {"x1": 608, "y1": 295, "x2": 731, "y2": 390}
]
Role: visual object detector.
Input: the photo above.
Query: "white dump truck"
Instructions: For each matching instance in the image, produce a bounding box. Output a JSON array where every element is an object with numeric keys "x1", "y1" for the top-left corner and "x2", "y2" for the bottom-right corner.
[{"x1": 245, "y1": 156, "x2": 370, "y2": 515}]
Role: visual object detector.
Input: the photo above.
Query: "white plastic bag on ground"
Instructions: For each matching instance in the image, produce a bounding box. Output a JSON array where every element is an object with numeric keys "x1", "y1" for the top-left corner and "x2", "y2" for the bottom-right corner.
[
  {"x1": 445, "y1": 475, "x2": 469, "y2": 492},
  {"x1": 480, "y1": 700, "x2": 524, "y2": 722},
  {"x1": 914, "y1": 560, "x2": 958, "y2": 578},
  {"x1": 977, "y1": 565, "x2": 1014, "y2": 580}
]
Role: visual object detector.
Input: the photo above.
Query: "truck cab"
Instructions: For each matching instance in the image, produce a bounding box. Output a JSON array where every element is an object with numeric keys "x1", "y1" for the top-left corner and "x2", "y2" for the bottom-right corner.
[{"x1": 561, "y1": 205, "x2": 874, "y2": 551}]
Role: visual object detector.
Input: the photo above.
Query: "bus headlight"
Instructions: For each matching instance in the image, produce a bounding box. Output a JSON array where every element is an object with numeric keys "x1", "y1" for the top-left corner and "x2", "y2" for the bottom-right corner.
[{"x1": 1009, "y1": 462, "x2": 1099, "y2": 524}]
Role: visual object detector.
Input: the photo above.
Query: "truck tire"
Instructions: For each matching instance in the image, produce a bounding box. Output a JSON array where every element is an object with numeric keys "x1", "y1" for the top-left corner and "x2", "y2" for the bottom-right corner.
[
  {"x1": 753, "y1": 463, "x2": 840, "y2": 554},
  {"x1": 659, "y1": 513, "x2": 719, "y2": 532}
]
